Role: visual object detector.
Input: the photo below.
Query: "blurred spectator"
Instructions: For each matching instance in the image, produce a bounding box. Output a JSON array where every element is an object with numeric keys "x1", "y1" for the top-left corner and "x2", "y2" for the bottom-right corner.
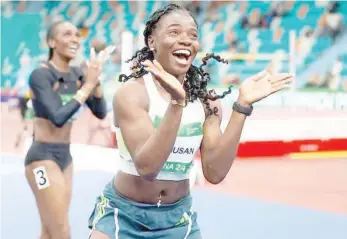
[
  {"x1": 184, "y1": 1, "x2": 202, "y2": 16},
  {"x1": 225, "y1": 30, "x2": 239, "y2": 52},
  {"x1": 260, "y1": 13, "x2": 274, "y2": 28},
  {"x1": 297, "y1": 3, "x2": 309, "y2": 20},
  {"x1": 324, "y1": 11, "x2": 343, "y2": 40},
  {"x1": 272, "y1": 27, "x2": 284, "y2": 43},
  {"x1": 241, "y1": 9, "x2": 262, "y2": 29},
  {"x1": 295, "y1": 26, "x2": 315, "y2": 65},
  {"x1": 261, "y1": 1, "x2": 293, "y2": 28},
  {"x1": 205, "y1": 1, "x2": 225, "y2": 22},
  {"x1": 306, "y1": 57, "x2": 344, "y2": 91},
  {"x1": 326, "y1": 57, "x2": 343, "y2": 91},
  {"x1": 326, "y1": 1, "x2": 340, "y2": 13},
  {"x1": 241, "y1": 7, "x2": 279, "y2": 29},
  {"x1": 316, "y1": 2, "x2": 343, "y2": 41},
  {"x1": 268, "y1": 1, "x2": 290, "y2": 17}
]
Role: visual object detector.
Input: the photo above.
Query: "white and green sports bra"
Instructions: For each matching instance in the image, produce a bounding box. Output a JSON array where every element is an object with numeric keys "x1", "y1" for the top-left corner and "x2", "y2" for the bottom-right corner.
[{"x1": 115, "y1": 73, "x2": 206, "y2": 181}]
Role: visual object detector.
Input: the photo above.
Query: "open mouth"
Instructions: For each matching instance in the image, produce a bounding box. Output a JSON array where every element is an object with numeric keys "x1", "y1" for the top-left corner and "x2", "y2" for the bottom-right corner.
[
  {"x1": 68, "y1": 45, "x2": 79, "y2": 54},
  {"x1": 172, "y1": 49, "x2": 191, "y2": 65}
]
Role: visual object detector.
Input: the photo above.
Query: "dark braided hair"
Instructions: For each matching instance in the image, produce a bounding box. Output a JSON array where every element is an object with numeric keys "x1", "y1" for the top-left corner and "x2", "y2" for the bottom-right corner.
[{"x1": 119, "y1": 4, "x2": 232, "y2": 115}]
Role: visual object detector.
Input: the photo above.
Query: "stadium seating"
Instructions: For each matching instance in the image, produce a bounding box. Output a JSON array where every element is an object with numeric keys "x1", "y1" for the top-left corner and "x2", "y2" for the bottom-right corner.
[{"x1": 1, "y1": 0, "x2": 346, "y2": 89}]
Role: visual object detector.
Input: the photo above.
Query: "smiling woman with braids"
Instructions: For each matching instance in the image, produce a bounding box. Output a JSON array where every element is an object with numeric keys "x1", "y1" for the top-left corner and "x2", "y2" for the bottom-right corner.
[{"x1": 88, "y1": 4, "x2": 294, "y2": 239}]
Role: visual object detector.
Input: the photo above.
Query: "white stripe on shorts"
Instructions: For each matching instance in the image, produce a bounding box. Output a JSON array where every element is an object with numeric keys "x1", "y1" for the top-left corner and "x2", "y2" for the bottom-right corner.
[
  {"x1": 183, "y1": 212, "x2": 193, "y2": 239},
  {"x1": 114, "y1": 208, "x2": 119, "y2": 239}
]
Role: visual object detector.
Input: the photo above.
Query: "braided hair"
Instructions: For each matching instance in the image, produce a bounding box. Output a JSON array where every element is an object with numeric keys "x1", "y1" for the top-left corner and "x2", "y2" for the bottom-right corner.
[{"x1": 119, "y1": 4, "x2": 232, "y2": 115}]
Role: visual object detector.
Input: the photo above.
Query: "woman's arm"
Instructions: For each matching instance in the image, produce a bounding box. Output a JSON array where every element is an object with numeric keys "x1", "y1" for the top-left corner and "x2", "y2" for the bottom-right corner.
[
  {"x1": 114, "y1": 81, "x2": 184, "y2": 181},
  {"x1": 85, "y1": 84, "x2": 108, "y2": 119},
  {"x1": 200, "y1": 98, "x2": 247, "y2": 184},
  {"x1": 200, "y1": 71, "x2": 294, "y2": 184},
  {"x1": 29, "y1": 68, "x2": 94, "y2": 127}
]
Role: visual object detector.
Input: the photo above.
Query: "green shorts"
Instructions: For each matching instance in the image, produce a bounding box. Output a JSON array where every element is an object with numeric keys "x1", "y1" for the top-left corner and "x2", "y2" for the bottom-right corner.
[{"x1": 88, "y1": 179, "x2": 201, "y2": 239}]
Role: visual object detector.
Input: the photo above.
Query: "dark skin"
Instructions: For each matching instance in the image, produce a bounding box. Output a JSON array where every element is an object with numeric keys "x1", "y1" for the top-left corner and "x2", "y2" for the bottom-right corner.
[
  {"x1": 113, "y1": 11, "x2": 238, "y2": 205},
  {"x1": 112, "y1": 10, "x2": 293, "y2": 206},
  {"x1": 91, "y1": 8, "x2": 293, "y2": 239}
]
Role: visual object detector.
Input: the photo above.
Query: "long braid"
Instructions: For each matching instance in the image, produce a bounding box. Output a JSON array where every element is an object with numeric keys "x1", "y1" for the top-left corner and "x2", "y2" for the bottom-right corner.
[{"x1": 119, "y1": 4, "x2": 232, "y2": 115}]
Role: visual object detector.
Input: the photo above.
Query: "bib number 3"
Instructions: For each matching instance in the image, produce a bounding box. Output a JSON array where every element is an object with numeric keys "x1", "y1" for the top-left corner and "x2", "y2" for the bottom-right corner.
[{"x1": 33, "y1": 166, "x2": 50, "y2": 190}]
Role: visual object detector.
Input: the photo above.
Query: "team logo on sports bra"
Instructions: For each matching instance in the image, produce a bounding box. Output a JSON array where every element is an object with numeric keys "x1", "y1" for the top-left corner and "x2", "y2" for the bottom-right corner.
[
  {"x1": 60, "y1": 94, "x2": 82, "y2": 122},
  {"x1": 153, "y1": 116, "x2": 202, "y2": 137},
  {"x1": 60, "y1": 94, "x2": 74, "y2": 105}
]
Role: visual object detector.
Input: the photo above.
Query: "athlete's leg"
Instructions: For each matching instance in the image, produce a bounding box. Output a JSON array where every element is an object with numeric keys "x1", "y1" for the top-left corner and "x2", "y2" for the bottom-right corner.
[
  {"x1": 38, "y1": 214, "x2": 50, "y2": 239},
  {"x1": 63, "y1": 162, "x2": 73, "y2": 211},
  {"x1": 25, "y1": 160, "x2": 71, "y2": 239}
]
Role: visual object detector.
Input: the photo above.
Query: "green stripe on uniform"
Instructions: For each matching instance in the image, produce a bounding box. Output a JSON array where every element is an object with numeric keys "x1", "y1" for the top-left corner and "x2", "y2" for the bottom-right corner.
[
  {"x1": 60, "y1": 94, "x2": 74, "y2": 105},
  {"x1": 153, "y1": 115, "x2": 202, "y2": 137},
  {"x1": 92, "y1": 195, "x2": 109, "y2": 229},
  {"x1": 175, "y1": 212, "x2": 190, "y2": 227},
  {"x1": 162, "y1": 161, "x2": 193, "y2": 174}
]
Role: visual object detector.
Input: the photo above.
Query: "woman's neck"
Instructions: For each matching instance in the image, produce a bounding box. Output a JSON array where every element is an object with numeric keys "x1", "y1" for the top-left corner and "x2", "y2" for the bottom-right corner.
[
  {"x1": 50, "y1": 55, "x2": 70, "y2": 72},
  {"x1": 177, "y1": 75, "x2": 186, "y2": 84}
]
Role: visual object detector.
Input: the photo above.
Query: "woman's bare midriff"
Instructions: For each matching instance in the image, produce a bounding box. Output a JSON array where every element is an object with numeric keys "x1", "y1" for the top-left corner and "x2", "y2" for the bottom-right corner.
[
  {"x1": 114, "y1": 171, "x2": 190, "y2": 205},
  {"x1": 33, "y1": 118, "x2": 72, "y2": 143}
]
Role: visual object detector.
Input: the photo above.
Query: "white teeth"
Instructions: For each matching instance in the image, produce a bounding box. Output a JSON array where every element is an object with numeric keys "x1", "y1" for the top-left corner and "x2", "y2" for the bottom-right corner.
[
  {"x1": 173, "y1": 49, "x2": 191, "y2": 56},
  {"x1": 69, "y1": 45, "x2": 78, "y2": 50}
]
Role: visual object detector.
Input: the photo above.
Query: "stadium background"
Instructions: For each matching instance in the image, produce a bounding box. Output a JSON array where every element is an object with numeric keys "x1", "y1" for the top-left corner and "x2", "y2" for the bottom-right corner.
[{"x1": 1, "y1": 1, "x2": 347, "y2": 239}]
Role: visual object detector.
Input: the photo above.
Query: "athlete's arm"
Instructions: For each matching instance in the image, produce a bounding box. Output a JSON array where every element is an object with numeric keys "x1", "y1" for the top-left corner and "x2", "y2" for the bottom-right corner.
[
  {"x1": 29, "y1": 68, "x2": 93, "y2": 127},
  {"x1": 85, "y1": 85, "x2": 107, "y2": 119},
  {"x1": 113, "y1": 81, "x2": 183, "y2": 181},
  {"x1": 76, "y1": 66, "x2": 107, "y2": 119},
  {"x1": 200, "y1": 98, "x2": 247, "y2": 184}
]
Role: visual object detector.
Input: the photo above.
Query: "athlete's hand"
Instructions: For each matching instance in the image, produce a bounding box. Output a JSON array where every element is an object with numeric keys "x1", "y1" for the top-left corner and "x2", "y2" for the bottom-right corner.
[
  {"x1": 85, "y1": 45, "x2": 116, "y2": 87},
  {"x1": 142, "y1": 59, "x2": 186, "y2": 103},
  {"x1": 238, "y1": 70, "x2": 294, "y2": 106}
]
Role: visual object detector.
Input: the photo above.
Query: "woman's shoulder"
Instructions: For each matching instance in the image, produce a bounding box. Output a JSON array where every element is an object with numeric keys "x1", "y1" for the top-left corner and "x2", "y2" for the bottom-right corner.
[
  {"x1": 29, "y1": 64, "x2": 54, "y2": 84},
  {"x1": 116, "y1": 77, "x2": 146, "y2": 96},
  {"x1": 113, "y1": 77, "x2": 149, "y2": 110}
]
